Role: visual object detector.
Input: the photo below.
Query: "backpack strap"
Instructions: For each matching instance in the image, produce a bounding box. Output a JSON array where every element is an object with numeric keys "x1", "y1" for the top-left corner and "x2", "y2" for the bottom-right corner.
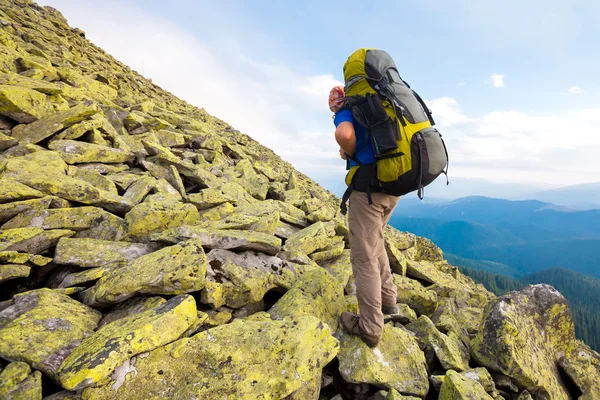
[{"x1": 411, "y1": 89, "x2": 436, "y2": 126}]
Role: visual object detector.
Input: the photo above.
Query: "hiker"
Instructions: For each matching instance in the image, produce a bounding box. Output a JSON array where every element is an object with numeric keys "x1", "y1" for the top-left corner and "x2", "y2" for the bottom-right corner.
[
  {"x1": 330, "y1": 84, "x2": 400, "y2": 347},
  {"x1": 331, "y1": 49, "x2": 449, "y2": 347}
]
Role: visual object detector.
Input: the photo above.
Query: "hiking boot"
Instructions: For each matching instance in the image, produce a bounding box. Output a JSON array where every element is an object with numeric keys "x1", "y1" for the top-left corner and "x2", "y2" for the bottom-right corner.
[
  {"x1": 382, "y1": 304, "x2": 399, "y2": 315},
  {"x1": 339, "y1": 311, "x2": 380, "y2": 348}
]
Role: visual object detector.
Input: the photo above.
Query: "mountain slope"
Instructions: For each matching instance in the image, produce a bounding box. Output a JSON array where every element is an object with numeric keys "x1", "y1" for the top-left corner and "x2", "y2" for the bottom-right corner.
[
  {"x1": 0, "y1": 2, "x2": 598, "y2": 399},
  {"x1": 527, "y1": 182, "x2": 600, "y2": 210}
]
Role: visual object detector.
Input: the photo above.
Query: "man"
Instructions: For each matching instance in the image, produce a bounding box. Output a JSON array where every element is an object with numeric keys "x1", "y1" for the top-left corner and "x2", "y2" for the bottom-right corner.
[{"x1": 330, "y1": 86, "x2": 399, "y2": 348}]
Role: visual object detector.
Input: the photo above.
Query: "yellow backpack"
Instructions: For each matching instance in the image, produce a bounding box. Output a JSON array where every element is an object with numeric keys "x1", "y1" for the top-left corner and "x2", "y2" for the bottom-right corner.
[{"x1": 340, "y1": 48, "x2": 449, "y2": 214}]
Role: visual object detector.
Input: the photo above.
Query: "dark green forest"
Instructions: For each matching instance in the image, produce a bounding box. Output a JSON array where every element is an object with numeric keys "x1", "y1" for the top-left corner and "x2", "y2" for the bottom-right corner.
[{"x1": 460, "y1": 266, "x2": 600, "y2": 352}]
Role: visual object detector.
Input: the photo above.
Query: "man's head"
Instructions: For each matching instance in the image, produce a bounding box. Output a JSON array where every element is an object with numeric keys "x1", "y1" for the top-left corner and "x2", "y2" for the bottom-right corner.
[{"x1": 328, "y1": 85, "x2": 345, "y2": 113}]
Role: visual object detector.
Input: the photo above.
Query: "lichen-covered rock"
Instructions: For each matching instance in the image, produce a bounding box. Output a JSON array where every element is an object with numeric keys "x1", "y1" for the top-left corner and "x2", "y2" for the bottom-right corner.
[
  {"x1": 0, "y1": 227, "x2": 74, "y2": 254},
  {"x1": 48, "y1": 140, "x2": 134, "y2": 164},
  {"x1": 472, "y1": 285, "x2": 578, "y2": 400},
  {"x1": 10, "y1": 103, "x2": 100, "y2": 144},
  {"x1": 54, "y1": 238, "x2": 160, "y2": 269},
  {"x1": 0, "y1": 361, "x2": 42, "y2": 400},
  {"x1": 439, "y1": 370, "x2": 493, "y2": 400},
  {"x1": 2, "y1": 207, "x2": 127, "y2": 240},
  {"x1": 81, "y1": 316, "x2": 339, "y2": 400},
  {"x1": 98, "y1": 296, "x2": 166, "y2": 328},
  {"x1": 393, "y1": 274, "x2": 438, "y2": 316},
  {"x1": 310, "y1": 236, "x2": 345, "y2": 263},
  {"x1": 158, "y1": 225, "x2": 282, "y2": 255},
  {"x1": 319, "y1": 250, "x2": 353, "y2": 288},
  {"x1": 0, "y1": 263, "x2": 30, "y2": 283},
  {"x1": 125, "y1": 198, "x2": 199, "y2": 239},
  {"x1": 0, "y1": 84, "x2": 57, "y2": 124},
  {"x1": 58, "y1": 295, "x2": 197, "y2": 390},
  {"x1": 414, "y1": 236, "x2": 443, "y2": 262},
  {"x1": 81, "y1": 239, "x2": 206, "y2": 306},
  {"x1": 282, "y1": 221, "x2": 335, "y2": 256},
  {"x1": 406, "y1": 315, "x2": 470, "y2": 372},
  {"x1": 557, "y1": 343, "x2": 600, "y2": 400},
  {"x1": 336, "y1": 324, "x2": 429, "y2": 397},
  {"x1": 0, "y1": 288, "x2": 101, "y2": 379},
  {"x1": 269, "y1": 267, "x2": 344, "y2": 332},
  {"x1": 202, "y1": 249, "x2": 308, "y2": 309},
  {"x1": 0, "y1": 179, "x2": 45, "y2": 204}
]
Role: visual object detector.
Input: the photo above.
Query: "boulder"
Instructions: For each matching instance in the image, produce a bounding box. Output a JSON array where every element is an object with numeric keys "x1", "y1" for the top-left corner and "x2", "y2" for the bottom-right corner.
[
  {"x1": 439, "y1": 370, "x2": 494, "y2": 400},
  {"x1": 0, "y1": 361, "x2": 42, "y2": 400},
  {"x1": 0, "y1": 288, "x2": 101, "y2": 379},
  {"x1": 81, "y1": 239, "x2": 206, "y2": 306},
  {"x1": 48, "y1": 140, "x2": 134, "y2": 164},
  {"x1": 269, "y1": 268, "x2": 344, "y2": 332},
  {"x1": 58, "y1": 295, "x2": 197, "y2": 390},
  {"x1": 557, "y1": 343, "x2": 600, "y2": 400},
  {"x1": 0, "y1": 84, "x2": 57, "y2": 123},
  {"x1": 472, "y1": 284, "x2": 578, "y2": 400},
  {"x1": 393, "y1": 274, "x2": 438, "y2": 316},
  {"x1": 405, "y1": 315, "x2": 470, "y2": 372},
  {"x1": 10, "y1": 103, "x2": 100, "y2": 144},
  {"x1": 54, "y1": 238, "x2": 160, "y2": 269},
  {"x1": 336, "y1": 324, "x2": 429, "y2": 397},
  {"x1": 81, "y1": 317, "x2": 339, "y2": 400},
  {"x1": 125, "y1": 198, "x2": 199, "y2": 239},
  {"x1": 0, "y1": 227, "x2": 74, "y2": 254}
]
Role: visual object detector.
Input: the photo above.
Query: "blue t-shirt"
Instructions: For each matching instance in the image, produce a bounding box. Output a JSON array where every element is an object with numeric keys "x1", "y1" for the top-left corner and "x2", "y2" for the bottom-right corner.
[{"x1": 334, "y1": 109, "x2": 375, "y2": 169}]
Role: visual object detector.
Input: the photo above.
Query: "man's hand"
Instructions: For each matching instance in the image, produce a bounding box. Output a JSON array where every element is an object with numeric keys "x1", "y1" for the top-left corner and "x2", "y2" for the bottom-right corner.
[{"x1": 339, "y1": 148, "x2": 347, "y2": 160}]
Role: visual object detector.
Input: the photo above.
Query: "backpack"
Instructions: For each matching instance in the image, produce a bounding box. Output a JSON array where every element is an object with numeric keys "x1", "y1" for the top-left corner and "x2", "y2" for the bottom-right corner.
[{"x1": 339, "y1": 48, "x2": 449, "y2": 214}]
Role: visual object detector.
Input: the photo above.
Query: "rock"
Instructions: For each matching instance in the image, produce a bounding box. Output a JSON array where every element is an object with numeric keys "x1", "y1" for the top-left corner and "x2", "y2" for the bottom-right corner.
[
  {"x1": 439, "y1": 370, "x2": 494, "y2": 400},
  {"x1": 0, "y1": 361, "x2": 42, "y2": 400},
  {"x1": 81, "y1": 317, "x2": 339, "y2": 400},
  {"x1": 158, "y1": 225, "x2": 282, "y2": 255},
  {"x1": 0, "y1": 251, "x2": 51, "y2": 266},
  {"x1": 472, "y1": 285, "x2": 578, "y2": 400},
  {"x1": 385, "y1": 303, "x2": 417, "y2": 325},
  {"x1": 122, "y1": 175, "x2": 155, "y2": 205},
  {"x1": 0, "y1": 178, "x2": 45, "y2": 204},
  {"x1": 393, "y1": 274, "x2": 438, "y2": 316},
  {"x1": 58, "y1": 295, "x2": 197, "y2": 390},
  {"x1": 270, "y1": 268, "x2": 344, "y2": 332},
  {"x1": 0, "y1": 84, "x2": 56, "y2": 123},
  {"x1": 0, "y1": 131, "x2": 18, "y2": 150},
  {"x1": 11, "y1": 103, "x2": 100, "y2": 144},
  {"x1": 0, "y1": 288, "x2": 101, "y2": 379},
  {"x1": 405, "y1": 315, "x2": 470, "y2": 372},
  {"x1": 336, "y1": 324, "x2": 429, "y2": 397},
  {"x1": 48, "y1": 140, "x2": 134, "y2": 164},
  {"x1": 80, "y1": 239, "x2": 206, "y2": 306},
  {"x1": 282, "y1": 221, "x2": 335, "y2": 256},
  {"x1": 67, "y1": 167, "x2": 118, "y2": 194},
  {"x1": 0, "y1": 227, "x2": 74, "y2": 254},
  {"x1": 125, "y1": 198, "x2": 199, "y2": 239},
  {"x1": 557, "y1": 343, "x2": 600, "y2": 400},
  {"x1": 0, "y1": 197, "x2": 54, "y2": 224},
  {"x1": 187, "y1": 188, "x2": 234, "y2": 210},
  {"x1": 2, "y1": 207, "x2": 127, "y2": 240},
  {"x1": 384, "y1": 227, "x2": 415, "y2": 275},
  {"x1": 319, "y1": 250, "x2": 353, "y2": 288},
  {"x1": 54, "y1": 238, "x2": 160, "y2": 269},
  {"x1": 414, "y1": 236, "x2": 443, "y2": 262},
  {"x1": 0, "y1": 264, "x2": 31, "y2": 283},
  {"x1": 98, "y1": 296, "x2": 166, "y2": 328},
  {"x1": 310, "y1": 236, "x2": 345, "y2": 263},
  {"x1": 202, "y1": 249, "x2": 308, "y2": 309}
]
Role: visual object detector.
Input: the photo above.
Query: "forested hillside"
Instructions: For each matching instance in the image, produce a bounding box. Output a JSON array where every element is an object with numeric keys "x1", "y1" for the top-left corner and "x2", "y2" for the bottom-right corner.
[{"x1": 460, "y1": 266, "x2": 600, "y2": 351}]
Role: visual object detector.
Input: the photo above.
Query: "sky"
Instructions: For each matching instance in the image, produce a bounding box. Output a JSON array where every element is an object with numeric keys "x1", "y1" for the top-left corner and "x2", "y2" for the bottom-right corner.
[{"x1": 40, "y1": 0, "x2": 600, "y2": 197}]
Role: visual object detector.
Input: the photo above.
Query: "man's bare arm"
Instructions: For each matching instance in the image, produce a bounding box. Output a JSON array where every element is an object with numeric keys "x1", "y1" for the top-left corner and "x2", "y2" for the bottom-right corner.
[{"x1": 335, "y1": 121, "x2": 356, "y2": 157}]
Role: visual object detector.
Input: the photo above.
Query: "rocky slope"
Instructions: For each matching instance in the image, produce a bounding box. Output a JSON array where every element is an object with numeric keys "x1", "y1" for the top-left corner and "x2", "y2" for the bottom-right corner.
[{"x1": 0, "y1": 1, "x2": 598, "y2": 399}]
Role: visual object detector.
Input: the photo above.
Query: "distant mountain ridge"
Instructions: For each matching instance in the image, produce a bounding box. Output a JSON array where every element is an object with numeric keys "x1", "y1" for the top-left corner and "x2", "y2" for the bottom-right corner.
[{"x1": 390, "y1": 196, "x2": 600, "y2": 278}]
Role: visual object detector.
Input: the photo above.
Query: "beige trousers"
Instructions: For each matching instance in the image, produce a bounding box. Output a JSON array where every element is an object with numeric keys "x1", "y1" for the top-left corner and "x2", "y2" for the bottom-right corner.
[{"x1": 348, "y1": 191, "x2": 399, "y2": 338}]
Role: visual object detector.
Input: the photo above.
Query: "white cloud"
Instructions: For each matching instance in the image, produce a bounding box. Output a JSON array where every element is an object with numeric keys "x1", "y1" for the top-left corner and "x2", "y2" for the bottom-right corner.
[
  {"x1": 431, "y1": 98, "x2": 600, "y2": 184},
  {"x1": 568, "y1": 86, "x2": 583, "y2": 95},
  {"x1": 490, "y1": 74, "x2": 505, "y2": 88}
]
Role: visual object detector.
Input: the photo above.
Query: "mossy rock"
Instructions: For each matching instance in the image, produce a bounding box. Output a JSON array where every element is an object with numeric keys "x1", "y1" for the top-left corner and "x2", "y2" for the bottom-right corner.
[
  {"x1": 58, "y1": 295, "x2": 197, "y2": 390},
  {"x1": 0, "y1": 288, "x2": 101, "y2": 379},
  {"x1": 0, "y1": 361, "x2": 42, "y2": 400},
  {"x1": 81, "y1": 316, "x2": 339, "y2": 400},
  {"x1": 54, "y1": 238, "x2": 160, "y2": 269},
  {"x1": 80, "y1": 239, "x2": 206, "y2": 306}
]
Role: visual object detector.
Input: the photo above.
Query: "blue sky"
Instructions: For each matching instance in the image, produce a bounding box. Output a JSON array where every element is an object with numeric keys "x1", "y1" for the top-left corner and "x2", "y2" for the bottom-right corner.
[{"x1": 41, "y1": 0, "x2": 600, "y2": 196}]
